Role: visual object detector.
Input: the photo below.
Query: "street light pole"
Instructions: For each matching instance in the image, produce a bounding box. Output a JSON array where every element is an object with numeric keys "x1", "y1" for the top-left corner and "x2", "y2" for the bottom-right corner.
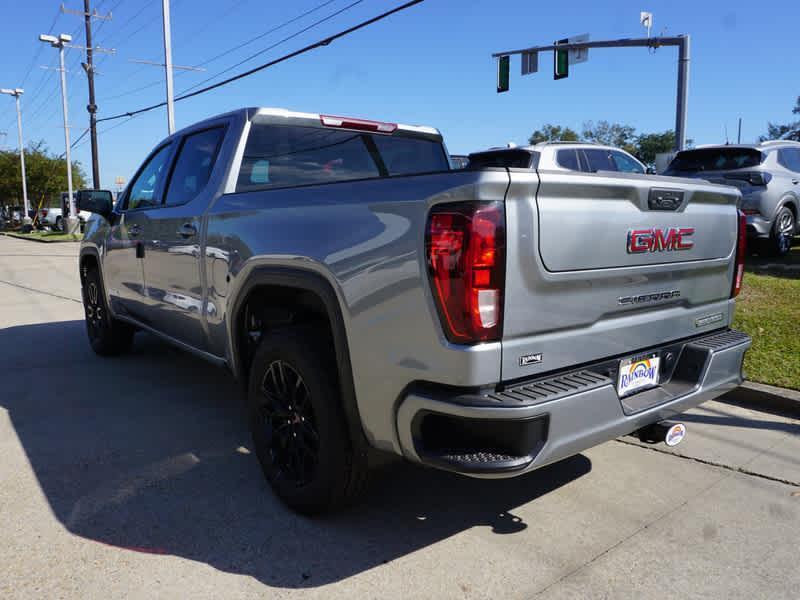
[
  {"x1": 0, "y1": 88, "x2": 30, "y2": 229},
  {"x1": 39, "y1": 33, "x2": 78, "y2": 234}
]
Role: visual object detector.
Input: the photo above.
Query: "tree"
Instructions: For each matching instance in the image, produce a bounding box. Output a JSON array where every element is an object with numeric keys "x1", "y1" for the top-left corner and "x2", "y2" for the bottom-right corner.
[
  {"x1": 528, "y1": 120, "x2": 694, "y2": 168},
  {"x1": 759, "y1": 96, "x2": 800, "y2": 142},
  {"x1": 0, "y1": 141, "x2": 86, "y2": 208},
  {"x1": 581, "y1": 120, "x2": 637, "y2": 155},
  {"x1": 528, "y1": 124, "x2": 579, "y2": 145},
  {"x1": 634, "y1": 131, "x2": 679, "y2": 166}
]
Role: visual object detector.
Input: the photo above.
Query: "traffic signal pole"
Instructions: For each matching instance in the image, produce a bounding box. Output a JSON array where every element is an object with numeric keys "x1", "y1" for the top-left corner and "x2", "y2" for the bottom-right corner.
[{"x1": 492, "y1": 35, "x2": 691, "y2": 151}]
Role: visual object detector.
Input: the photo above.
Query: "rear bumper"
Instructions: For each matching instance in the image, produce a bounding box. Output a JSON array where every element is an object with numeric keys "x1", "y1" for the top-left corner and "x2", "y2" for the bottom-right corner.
[
  {"x1": 746, "y1": 214, "x2": 772, "y2": 237},
  {"x1": 396, "y1": 329, "x2": 751, "y2": 478}
]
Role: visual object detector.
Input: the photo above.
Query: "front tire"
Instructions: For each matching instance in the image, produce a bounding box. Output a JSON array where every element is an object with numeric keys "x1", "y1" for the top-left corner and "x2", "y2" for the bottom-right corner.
[
  {"x1": 81, "y1": 265, "x2": 135, "y2": 356},
  {"x1": 247, "y1": 326, "x2": 368, "y2": 514}
]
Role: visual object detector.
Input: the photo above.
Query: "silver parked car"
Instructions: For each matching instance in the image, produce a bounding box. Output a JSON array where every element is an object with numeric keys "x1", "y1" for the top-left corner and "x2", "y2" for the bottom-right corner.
[
  {"x1": 520, "y1": 141, "x2": 649, "y2": 174},
  {"x1": 664, "y1": 141, "x2": 800, "y2": 255}
]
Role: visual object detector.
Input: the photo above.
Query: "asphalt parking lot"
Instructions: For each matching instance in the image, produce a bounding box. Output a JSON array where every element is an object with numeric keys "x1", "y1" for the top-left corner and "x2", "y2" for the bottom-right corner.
[{"x1": 1, "y1": 235, "x2": 798, "y2": 599}]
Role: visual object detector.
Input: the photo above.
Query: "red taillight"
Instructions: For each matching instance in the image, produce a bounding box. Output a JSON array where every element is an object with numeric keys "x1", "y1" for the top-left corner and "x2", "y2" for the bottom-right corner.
[
  {"x1": 426, "y1": 202, "x2": 505, "y2": 343},
  {"x1": 731, "y1": 209, "x2": 747, "y2": 298},
  {"x1": 320, "y1": 114, "x2": 397, "y2": 134},
  {"x1": 41, "y1": 209, "x2": 48, "y2": 217}
]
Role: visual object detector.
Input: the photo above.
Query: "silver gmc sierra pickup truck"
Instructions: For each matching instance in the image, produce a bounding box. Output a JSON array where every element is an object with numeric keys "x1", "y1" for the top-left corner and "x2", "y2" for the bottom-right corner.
[{"x1": 78, "y1": 107, "x2": 752, "y2": 514}]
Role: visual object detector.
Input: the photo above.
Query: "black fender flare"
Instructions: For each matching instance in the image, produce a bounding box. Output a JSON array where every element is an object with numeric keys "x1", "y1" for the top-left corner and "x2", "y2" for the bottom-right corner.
[{"x1": 228, "y1": 266, "x2": 368, "y2": 450}]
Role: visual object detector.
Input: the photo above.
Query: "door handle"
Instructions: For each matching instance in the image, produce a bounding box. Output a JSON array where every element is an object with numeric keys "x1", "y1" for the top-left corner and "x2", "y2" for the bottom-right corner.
[
  {"x1": 177, "y1": 223, "x2": 197, "y2": 238},
  {"x1": 128, "y1": 224, "x2": 141, "y2": 237},
  {"x1": 792, "y1": 179, "x2": 799, "y2": 185}
]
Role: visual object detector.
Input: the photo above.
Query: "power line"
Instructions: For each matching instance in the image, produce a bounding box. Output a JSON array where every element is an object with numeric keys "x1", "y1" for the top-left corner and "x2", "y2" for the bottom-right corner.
[
  {"x1": 19, "y1": 6, "x2": 62, "y2": 87},
  {"x1": 193, "y1": 0, "x2": 338, "y2": 70},
  {"x1": 0, "y1": 7, "x2": 63, "y2": 133},
  {"x1": 96, "y1": 0, "x2": 340, "y2": 104},
  {"x1": 177, "y1": 0, "x2": 363, "y2": 96},
  {"x1": 98, "y1": 0, "x2": 424, "y2": 124}
]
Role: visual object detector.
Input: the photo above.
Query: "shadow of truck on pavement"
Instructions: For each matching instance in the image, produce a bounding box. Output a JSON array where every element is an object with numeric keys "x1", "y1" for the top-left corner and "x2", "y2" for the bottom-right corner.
[{"x1": 0, "y1": 319, "x2": 591, "y2": 588}]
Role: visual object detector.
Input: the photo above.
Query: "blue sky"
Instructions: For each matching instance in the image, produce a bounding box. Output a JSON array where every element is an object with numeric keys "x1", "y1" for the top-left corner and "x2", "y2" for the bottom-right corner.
[{"x1": 1, "y1": 0, "x2": 798, "y2": 189}]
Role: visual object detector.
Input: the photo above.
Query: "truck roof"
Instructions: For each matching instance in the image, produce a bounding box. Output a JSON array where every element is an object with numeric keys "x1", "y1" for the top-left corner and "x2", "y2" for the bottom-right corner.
[{"x1": 170, "y1": 106, "x2": 442, "y2": 142}]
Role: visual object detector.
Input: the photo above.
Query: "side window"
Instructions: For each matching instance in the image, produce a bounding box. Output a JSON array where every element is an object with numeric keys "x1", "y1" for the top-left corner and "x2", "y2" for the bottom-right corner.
[
  {"x1": 556, "y1": 149, "x2": 580, "y2": 171},
  {"x1": 778, "y1": 148, "x2": 800, "y2": 173},
  {"x1": 611, "y1": 151, "x2": 645, "y2": 174},
  {"x1": 583, "y1": 149, "x2": 617, "y2": 172},
  {"x1": 126, "y1": 144, "x2": 173, "y2": 210},
  {"x1": 165, "y1": 128, "x2": 225, "y2": 206}
]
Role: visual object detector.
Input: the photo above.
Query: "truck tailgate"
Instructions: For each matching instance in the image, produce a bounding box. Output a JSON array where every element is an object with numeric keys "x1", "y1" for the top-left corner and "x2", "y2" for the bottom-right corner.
[
  {"x1": 501, "y1": 169, "x2": 742, "y2": 382},
  {"x1": 537, "y1": 171, "x2": 737, "y2": 271}
]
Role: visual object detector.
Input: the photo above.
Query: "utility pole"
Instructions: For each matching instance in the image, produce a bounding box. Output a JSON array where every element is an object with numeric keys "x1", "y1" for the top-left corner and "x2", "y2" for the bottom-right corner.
[
  {"x1": 62, "y1": 1, "x2": 113, "y2": 189},
  {"x1": 162, "y1": 0, "x2": 175, "y2": 134},
  {"x1": 131, "y1": 0, "x2": 205, "y2": 136},
  {"x1": 0, "y1": 88, "x2": 30, "y2": 230},
  {"x1": 39, "y1": 33, "x2": 78, "y2": 234},
  {"x1": 492, "y1": 35, "x2": 692, "y2": 152}
]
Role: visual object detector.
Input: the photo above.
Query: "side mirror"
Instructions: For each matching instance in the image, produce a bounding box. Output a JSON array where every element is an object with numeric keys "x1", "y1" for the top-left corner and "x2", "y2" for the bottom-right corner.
[{"x1": 77, "y1": 189, "x2": 113, "y2": 220}]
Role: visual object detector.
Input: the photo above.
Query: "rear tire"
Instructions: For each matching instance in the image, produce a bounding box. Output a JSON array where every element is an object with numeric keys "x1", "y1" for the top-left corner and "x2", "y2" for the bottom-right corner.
[
  {"x1": 247, "y1": 325, "x2": 368, "y2": 514},
  {"x1": 55, "y1": 216, "x2": 63, "y2": 232},
  {"x1": 767, "y1": 206, "x2": 795, "y2": 256},
  {"x1": 81, "y1": 265, "x2": 135, "y2": 356}
]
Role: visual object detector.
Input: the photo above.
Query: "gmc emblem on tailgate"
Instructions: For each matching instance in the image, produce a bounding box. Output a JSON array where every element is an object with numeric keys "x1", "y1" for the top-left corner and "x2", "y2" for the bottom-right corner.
[{"x1": 627, "y1": 227, "x2": 695, "y2": 253}]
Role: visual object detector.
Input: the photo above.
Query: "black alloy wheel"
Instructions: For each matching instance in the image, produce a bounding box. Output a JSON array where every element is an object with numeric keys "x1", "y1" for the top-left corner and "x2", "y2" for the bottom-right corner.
[{"x1": 257, "y1": 359, "x2": 320, "y2": 486}]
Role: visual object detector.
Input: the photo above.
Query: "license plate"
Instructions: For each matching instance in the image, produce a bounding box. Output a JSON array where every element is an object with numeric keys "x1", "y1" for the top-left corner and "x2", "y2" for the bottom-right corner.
[{"x1": 617, "y1": 353, "x2": 660, "y2": 397}]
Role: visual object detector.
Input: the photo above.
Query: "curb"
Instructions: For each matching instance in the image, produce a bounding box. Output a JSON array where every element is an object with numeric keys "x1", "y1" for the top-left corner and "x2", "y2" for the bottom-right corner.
[
  {"x1": 0, "y1": 232, "x2": 81, "y2": 243},
  {"x1": 720, "y1": 381, "x2": 800, "y2": 416}
]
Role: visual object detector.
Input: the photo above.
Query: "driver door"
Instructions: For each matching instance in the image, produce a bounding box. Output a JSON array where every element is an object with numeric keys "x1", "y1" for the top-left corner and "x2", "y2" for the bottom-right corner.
[{"x1": 103, "y1": 142, "x2": 174, "y2": 322}]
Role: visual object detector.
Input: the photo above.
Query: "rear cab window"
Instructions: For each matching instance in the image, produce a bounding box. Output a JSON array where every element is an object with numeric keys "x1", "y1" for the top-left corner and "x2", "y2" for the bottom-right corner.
[
  {"x1": 666, "y1": 147, "x2": 764, "y2": 174},
  {"x1": 467, "y1": 149, "x2": 538, "y2": 169},
  {"x1": 236, "y1": 121, "x2": 449, "y2": 192}
]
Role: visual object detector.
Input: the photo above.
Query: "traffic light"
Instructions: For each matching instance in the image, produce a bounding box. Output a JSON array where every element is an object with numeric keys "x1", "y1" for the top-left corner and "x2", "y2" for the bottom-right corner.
[
  {"x1": 554, "y1": 38, "x2": 569, "y2": 80},
  {"x1": 497, "y1": 55, "x2": 510, "y2": 93}
]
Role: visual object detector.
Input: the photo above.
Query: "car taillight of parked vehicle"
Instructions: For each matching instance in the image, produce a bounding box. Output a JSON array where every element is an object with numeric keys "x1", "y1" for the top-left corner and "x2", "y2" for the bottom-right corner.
[
  {"x1": 731, "y1": 210, "x2": 747, "y2": 298},
  {"x1": 41, "y1": 209, "x2": 48, "y2": 217},
  {"x1": 724, "y1": 171, "x2": 771, "y2": 186},
  {"x1": 426, "y1": 201, "x2": 505, "y2": 343}
]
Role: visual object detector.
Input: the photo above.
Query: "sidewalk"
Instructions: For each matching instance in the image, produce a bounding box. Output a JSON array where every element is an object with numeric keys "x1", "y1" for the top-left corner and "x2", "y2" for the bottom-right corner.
[{"x1": 722, "y1": 380, "x2": 800, "y2": 416}]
